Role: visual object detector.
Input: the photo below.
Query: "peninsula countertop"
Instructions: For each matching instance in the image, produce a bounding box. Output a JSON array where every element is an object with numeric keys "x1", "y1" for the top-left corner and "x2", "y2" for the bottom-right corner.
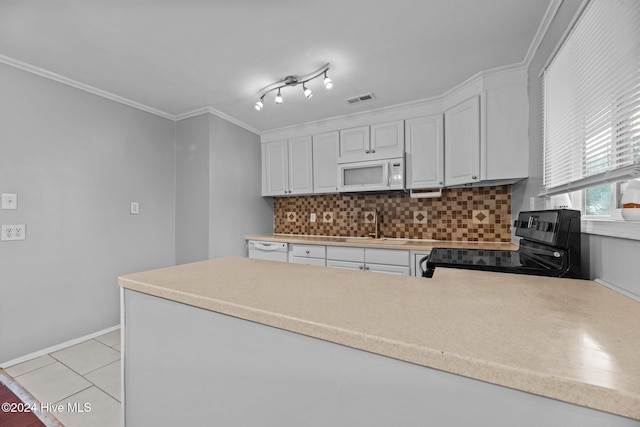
[
  {"x1": 118, "y1": 256, "x2": 640, "y2": 421},
  {"x1": 245, "y1": 233, "x2": 518, "y2": 251}
]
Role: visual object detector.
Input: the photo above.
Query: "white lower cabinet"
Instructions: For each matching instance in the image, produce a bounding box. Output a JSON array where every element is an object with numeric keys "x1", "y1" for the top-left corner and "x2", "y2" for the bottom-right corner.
[
  {"x1": 286, "y1": 244, "x2": 410, "y2": 275},
  {"x1": 326, "y1": 247, "x2": 410, "y2": 276},
  {"x1": 288, "y1": 244, "x2": 326, "y2": 266}
]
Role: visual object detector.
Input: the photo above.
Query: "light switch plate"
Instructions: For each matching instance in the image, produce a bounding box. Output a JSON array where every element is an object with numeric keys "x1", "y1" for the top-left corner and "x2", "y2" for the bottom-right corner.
[
  {"x1": 1, "y1": 193, "x2": 17, "y2": 210},
  {"x1": 130, "y1": 202, "x2": 140, "y2": 215}
]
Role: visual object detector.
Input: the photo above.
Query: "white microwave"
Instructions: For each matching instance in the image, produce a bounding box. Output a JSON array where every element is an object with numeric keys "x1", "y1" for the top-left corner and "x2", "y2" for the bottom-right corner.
[{"x1": 338, "y1": 157, "x2": 405, "y2": 192}]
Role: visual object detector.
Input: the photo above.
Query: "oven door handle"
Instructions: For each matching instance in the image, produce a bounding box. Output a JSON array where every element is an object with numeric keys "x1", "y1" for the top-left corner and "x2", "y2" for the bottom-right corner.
[{"x1": 419, "y1": 255, "x2": 434, "y2": 278}]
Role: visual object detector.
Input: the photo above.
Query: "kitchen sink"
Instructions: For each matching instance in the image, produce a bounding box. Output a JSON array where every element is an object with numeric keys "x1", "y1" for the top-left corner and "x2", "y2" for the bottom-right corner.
[{"x1": 342, "y1": 238, "x2": 408, "y2": 245}]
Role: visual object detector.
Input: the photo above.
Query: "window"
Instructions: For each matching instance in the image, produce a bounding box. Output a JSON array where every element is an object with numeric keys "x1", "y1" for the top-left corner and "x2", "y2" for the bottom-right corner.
[
  {"x1": 566, "y1": 179, "x2": 639, "y2": 218},
  {"x1": 541, "y1": 0, "x2": 640, "y2": 220}
]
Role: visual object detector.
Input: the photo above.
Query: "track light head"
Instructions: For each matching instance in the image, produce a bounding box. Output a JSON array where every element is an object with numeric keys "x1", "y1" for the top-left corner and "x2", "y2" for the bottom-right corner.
[
  {"x1": 255, "y1": 97, "x2": 264, "y2": 111},
  {"x1": 275, "y1": 89, "x2": 283, "y2": 104},
  {"x1": 323, "y1": 71, "x2": 333, "y2": 89},
  {"x1": 303, "y1": 84, "x2": 313, "y2": 98}
]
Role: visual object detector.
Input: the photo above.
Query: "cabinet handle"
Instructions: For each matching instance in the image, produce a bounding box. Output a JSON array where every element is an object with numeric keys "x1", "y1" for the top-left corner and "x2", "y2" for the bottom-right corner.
[
  {"x1": 364, "y1": 265, "x2": 370, "y2": 270},
  {"x1": 359, "y1": 265, "x2": 364, "y2": 270},
  {"x1": 305, "y1": 250, "x2": 310, "y2": 255},
  {"x1": 371, "y1": 149, "x2": 376, "y2": 153},
  {"x1": 365, "y1": 150, "x2": 370, "y2": 154},
  {"x1": 472, "y1": 175, "x2": 477, "y2": 180}
]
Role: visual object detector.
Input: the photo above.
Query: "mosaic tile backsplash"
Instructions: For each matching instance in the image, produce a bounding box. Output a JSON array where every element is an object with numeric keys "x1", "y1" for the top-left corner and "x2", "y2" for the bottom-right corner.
[{"x1": 274, "y1": 185, "x2": 512, "y2": 242}]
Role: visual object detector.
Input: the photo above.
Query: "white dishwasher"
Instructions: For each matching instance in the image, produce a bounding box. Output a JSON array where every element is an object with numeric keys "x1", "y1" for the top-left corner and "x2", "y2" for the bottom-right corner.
[{"x1": 248, "y1": 240, "x2": 288, "y2": 262}]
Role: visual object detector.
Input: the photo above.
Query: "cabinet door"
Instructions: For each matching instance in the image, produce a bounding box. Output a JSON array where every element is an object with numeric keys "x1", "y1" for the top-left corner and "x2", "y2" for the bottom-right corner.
[
  {"x1": 483, "y1": 83, "x2": 529, "y2": 181},
  {"x1": 339, "y1": 126, "x2": 370, "y2": 161},
  {"x1": 288, "y1": 136, "x2": 313, "y2": 195},
  {"x1": 370, "y1": 120, "x2": 404, "y2": 158},
  {"x1": 326, "y1": 259, "x2": 363, "y2": 271},
  {"x1": 365, "y1": 263, "x2": 411, "y2": 276},
  {"x1": 262, "y1": 140, "x2": 289, "y2": 196},
  {"x1": 405, "y1": 115, "x2": 444, "y2": 189},
  {"x1": 313, "y1": 132, "x2": 339, "y2": 193},
  {"x1": 444, "y1": 96, "x2": 480, "y2": 186}
]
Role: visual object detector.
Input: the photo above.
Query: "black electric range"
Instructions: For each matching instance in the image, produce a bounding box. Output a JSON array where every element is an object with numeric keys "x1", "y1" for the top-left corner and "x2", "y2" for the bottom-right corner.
[{"x1": 422, "y1": 209, "x2": 582, "y2": 279}]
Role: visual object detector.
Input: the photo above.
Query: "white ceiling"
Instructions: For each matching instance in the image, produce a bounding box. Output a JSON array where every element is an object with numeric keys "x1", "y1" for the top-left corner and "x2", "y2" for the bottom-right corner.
[{"x1": 0, "y1": 0, "x2": 551, "y2": 134}]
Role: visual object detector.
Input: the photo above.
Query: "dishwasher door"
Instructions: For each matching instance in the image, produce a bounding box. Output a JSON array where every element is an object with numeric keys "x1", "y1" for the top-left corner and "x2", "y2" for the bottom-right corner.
[{"x1": 248, "y1": 240, "x2": 288, "y2": 262}]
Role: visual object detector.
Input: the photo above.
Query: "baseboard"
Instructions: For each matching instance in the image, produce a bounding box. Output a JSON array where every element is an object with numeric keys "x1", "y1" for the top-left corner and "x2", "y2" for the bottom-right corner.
[
  {"x1": 595, "y1": 279, "x2": 640, "y2": 303},
  {"x1": 0, "y1": 324, "x2": 120, "y2": 369}
]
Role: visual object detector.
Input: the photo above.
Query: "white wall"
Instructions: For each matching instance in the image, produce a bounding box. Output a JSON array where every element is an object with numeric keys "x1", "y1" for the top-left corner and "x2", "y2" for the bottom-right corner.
[
  {"x1": 512, "y1": 0, "x2": 639, "y2": 296},
  {"x1": 175, "y1": 113, "x2": 273, "y2": 264},
  {"x1": 0, "y1": 63, "x2": 176, "y2": 363},
  {"x1": 208, "y1": 115, "x2": 273, "y2": 258},
  {"x1": 175, "y1": 115, "x2": 210, "y2": 264}
]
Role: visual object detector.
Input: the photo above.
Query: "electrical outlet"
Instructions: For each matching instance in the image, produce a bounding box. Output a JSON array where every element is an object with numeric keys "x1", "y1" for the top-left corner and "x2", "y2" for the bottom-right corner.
[
  {"x1": 130, "y1": 202, "x2": 140, "y2": 215},
  {"x1": 2, "y1": 224, "x2": 26, "y2": 241},
  {"x1": 310, "y1": 213, "x2": 316, "y2": 222}
]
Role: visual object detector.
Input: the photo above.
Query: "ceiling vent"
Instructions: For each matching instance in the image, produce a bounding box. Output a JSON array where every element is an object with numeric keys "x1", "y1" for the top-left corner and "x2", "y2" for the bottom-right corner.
[{"x1": 345, "y1": 92, "x2": 376, "y2": 105}]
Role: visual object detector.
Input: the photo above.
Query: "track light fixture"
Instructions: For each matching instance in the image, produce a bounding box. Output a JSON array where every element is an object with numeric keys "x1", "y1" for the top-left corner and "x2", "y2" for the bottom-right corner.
[{"x1": 254, "y1": 63, "x2": 332, "y2": 110}]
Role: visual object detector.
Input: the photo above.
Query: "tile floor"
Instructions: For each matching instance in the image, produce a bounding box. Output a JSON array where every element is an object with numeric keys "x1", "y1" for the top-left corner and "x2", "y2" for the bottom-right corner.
[{"x1": 4, "y1": 329, "x2": 122, "y2": 427}]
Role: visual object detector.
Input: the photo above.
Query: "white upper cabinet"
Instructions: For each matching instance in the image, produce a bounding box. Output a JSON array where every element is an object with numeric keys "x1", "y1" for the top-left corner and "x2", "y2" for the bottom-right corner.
[
  {"x1": 482, "y1": 82, "x2": 529, "y2": 182},
  {"x1": 262, "y1": 140, "x2": 289, "y2": 196},
  {"x1": 405, "y1": 115, "x2": 444, "y2": 189},
  {"x1": 339, "y1": 121, "x2": 404, "y2": 162},
  {"x1": 312, "y1": 131, "x2": 339, "y2": 193},
  {"x1": 288, "y1": 136, "x2": 313, "y2": 195},
  {"x1": 339, "y1": 126, "x2": 370, "y2": 161},
  {"x1": 262, "y1": 137, "x2": 313, "y2": 196},
  {"x1": 370, "y1": 121, "x2": 404, "y2": 157},
  {"x1": 444, "y1": 96, "x2": 480, "y2": 186},
  {"x1": 261, "y1": 68, "x2": 528, "y2": 193}
]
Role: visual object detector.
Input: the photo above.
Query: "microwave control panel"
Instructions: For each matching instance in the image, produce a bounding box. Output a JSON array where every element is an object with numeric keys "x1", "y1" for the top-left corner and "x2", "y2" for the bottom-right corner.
[{"x1": 390, "y1": 161, "x2": 403, "y2": 186}]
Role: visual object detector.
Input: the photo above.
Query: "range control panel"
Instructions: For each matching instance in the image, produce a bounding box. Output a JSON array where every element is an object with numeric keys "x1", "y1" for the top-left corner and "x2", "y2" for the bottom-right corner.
[{"x1": 514, "y1": 209, "x2": 581, "y2": 248}]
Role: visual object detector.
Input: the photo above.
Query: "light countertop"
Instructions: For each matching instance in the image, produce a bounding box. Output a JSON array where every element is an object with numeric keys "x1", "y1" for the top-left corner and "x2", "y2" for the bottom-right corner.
[
  {"x1": 245, "y1": 233, "x2": 518, "y2": 251},
  {"x1": 119, "y1": 257, "x2": 640, "y2": 420}
]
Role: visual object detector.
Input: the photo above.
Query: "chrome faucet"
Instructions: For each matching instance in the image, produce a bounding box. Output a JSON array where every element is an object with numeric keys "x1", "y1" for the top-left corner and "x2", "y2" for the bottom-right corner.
[{"x1": 369, "y1": 208, "x2": 380, "y2": 239}]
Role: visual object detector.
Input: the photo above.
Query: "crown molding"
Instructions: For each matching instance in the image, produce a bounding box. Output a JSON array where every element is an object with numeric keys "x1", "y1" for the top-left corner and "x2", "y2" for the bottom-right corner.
[
  {"x1": 0, "y1": 54, "x2": 175, "y2": 120},
  {"x1": 0, "y1": 54, "x2": 262, "y2": 134},
  {"x1": 523, "y1": 0, "x2": 563, "y2": 68},
  {"x1": 175, "y1": 106, "x2": 260, "y2": 135}
]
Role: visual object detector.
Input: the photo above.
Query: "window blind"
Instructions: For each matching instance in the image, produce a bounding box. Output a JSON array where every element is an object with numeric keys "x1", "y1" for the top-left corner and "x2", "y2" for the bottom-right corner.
[{"x1": 541, "y1": 0, "x2": 640, "y2": 196}]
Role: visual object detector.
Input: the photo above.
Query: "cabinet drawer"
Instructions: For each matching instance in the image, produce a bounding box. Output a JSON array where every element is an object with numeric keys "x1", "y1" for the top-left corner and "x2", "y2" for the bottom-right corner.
[
  {"x1": 290, "y1": 256, "x2": 326, "y2": 267},
  {"x1": 290, "y1": 244, "x2": 326, "y2": 258},
  {"x1": 326, "y1": 259, "x2": 362, "y2": 271},
  {"x1": 365, "y1": 248, "x2": 409, "y2": 266},
  {"x1": 326, "y1": 246, "x2": 365, "y2": 262},
  {"x1": 366, "y1": 263, "x2": 410, "y2": 276}
]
